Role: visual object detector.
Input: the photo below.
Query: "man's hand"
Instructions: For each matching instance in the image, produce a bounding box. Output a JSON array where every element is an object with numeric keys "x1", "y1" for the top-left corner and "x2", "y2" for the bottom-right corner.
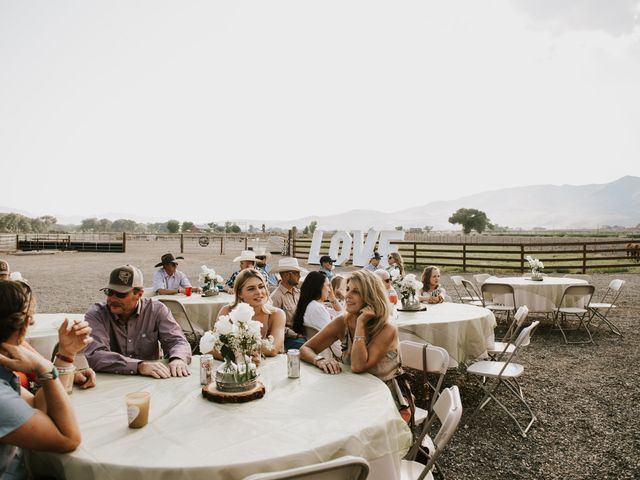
[
  {"x1": 74, "y1": 368, "x2": 97, "y2": 389},
  {"x1": 138, "y1": 361, "x2": 171, "y2": 379},
  {"x1": 58, "y1": 318, "x2": 93, "y2": 357},
  {"x1": 168, "y1": 358, "x2": 190, "y2": 377}
]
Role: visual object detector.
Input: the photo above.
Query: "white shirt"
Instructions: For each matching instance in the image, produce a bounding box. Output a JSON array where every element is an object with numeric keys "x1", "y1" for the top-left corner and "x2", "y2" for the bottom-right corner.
[
  {"x1": 303, "y1": 300, "x2": 342, "y2": 359},
  {"x1": 152, "y1": 269, "x2": 192, "y2": 293}
]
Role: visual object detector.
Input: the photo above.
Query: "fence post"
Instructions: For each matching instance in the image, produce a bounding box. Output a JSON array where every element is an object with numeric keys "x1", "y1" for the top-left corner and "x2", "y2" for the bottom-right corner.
[
  {"x1": 244, "y1": 234, "x2": 248, "y2": 250},
  {"x1": 582, "y1": 244, "x2": 587, "y2": 273},
  {"x1": 291, "y1": 227, "x2": 297, "y2": 258},
  {"x1": 122, "y1": 232, "x2": 127, "y2": 253},
  {"x1": 413, "y1": 242, "x2": 417, "y2": 270},
  {"x1": 520, "y1": 244, "x2": 525, "y2": 274},
  {"x1": 286, "y1": 229, "x2": 292, "y2": 256},
  {"x1": 180, "y1": 234, "x2": 184, "y2": 254},
  {"x1": 462, "y1": 244, "x2": 467, "y2": 272},
  {"x1": 220, "y1": 236, "x2": 224, "y2": 255}
]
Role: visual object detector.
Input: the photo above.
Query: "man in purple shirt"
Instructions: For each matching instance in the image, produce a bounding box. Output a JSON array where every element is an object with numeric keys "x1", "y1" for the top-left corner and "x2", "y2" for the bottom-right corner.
[{"x1": 84, "y1": 264, "x2": 192, "y2": 378}]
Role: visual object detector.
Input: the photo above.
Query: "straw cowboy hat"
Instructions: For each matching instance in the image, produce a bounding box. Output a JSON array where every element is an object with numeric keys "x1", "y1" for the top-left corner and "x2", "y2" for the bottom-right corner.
[
  {"x1": 253, "y1": 247, "x2": 269, "y2": 259},
  {"x1": 155, "y1": 253, "x2": 184, "y2": 268},
  {"x1": 233, "y1": 250, "x2": 259, "y2": 263},
  {"x1": 270, "y1": 257, "x2": 308, "y2": 274}
]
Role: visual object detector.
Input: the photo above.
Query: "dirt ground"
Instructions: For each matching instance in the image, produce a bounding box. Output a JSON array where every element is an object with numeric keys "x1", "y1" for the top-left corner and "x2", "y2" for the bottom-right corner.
[{"x1": 4, "y1": 239, "x2": 640, "y2": 479}]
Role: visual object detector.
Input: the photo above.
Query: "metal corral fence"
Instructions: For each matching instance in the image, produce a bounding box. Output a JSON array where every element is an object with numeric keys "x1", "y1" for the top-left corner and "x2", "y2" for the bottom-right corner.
[
  {"x1": 290, "y1": 232, "x2": 640, "y2": 273},
  {"x1": 126, "y1": 233, "x2": 288, "y2": 257},
  {"x1": 16, "y1": 233, "x2": 126, "y2": 253},
  {"x1": 0, "y1": 234, "x2": 17, "y2": 252}
]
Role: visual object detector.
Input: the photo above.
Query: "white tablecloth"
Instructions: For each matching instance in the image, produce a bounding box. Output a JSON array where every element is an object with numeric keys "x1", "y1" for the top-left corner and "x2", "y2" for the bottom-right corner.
[
  {"x1": 28, "y1": 355, "x2": 411, "y2": 480},
  {"x1": 26, "y1": 313, "x2": 85, "y2": 360},
  {"x1": 155, "y1": 293, "x2": 235, "y2": 330},
  {"x1": 484, "y1": 276, "x2": 588, "y2": 312},
  {"x1": 395, "y1": 303, "x2": 496, "y2": 364}
]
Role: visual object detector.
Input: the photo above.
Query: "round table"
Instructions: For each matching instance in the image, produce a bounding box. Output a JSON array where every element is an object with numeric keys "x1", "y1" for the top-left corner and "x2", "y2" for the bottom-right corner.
[
  {"x1": 154, "y1": 292, "x2": 235, "y2": 330},
  {"x1": 26, "y1": 313, "x2": 86, "y2": 360},
  {"x1": 394, "y1": 303, "x2": 496, "y2": 365},
  {"x1": 484, "y1": 276, "x2": 588, "y2": 312},
  {"x1": 28, "y1": 355, "x2": 411, "y2": 480}
]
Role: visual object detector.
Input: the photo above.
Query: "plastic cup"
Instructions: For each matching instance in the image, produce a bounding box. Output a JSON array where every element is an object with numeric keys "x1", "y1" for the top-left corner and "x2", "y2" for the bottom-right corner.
[
  {"x1": 126, "y1": 392, "x2": 151, "y2": 428},
  {"x1": 58, "y1": 365, "x2": 76, "y2": 394},
  {"x1": 185, "y1": 286, "x2": 192, "y2": 296},
  {"x1": 389, "y1": 292, "x2": 398, "y2": 305}
]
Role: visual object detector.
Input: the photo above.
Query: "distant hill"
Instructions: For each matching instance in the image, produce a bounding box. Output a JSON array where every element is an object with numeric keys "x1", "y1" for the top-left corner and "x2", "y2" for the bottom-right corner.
[{"x1": 264, "y1": 176, "x2": 640, "y2": 231}]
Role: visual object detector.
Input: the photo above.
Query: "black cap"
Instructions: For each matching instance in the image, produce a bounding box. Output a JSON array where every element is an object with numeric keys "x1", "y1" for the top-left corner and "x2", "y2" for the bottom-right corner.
[{"x1": 319, "y1": 255, "x2": 335, "y2": 264}]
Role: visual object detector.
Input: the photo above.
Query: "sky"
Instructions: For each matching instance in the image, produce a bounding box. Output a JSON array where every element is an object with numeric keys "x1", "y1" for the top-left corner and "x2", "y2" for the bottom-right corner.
[{"x1": 1, "y1": 0, "x2": 639, "y2": 225}]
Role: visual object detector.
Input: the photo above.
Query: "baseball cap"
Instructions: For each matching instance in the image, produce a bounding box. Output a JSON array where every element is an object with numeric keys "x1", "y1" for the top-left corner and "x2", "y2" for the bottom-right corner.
[
  {"x1": 101, "y1": 264, "x2": 144, "y2": 293},
  {"x1": 319, "y1": 255, "x2": 335, "y2": 264}
]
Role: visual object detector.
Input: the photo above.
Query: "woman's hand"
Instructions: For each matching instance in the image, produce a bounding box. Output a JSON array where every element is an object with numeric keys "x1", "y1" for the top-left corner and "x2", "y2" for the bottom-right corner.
[
  {"x1": 57, "y1": 319, "x2": 93, "y2": 357},
  {"x1": 315, "y1": 357, "x2": 342, "y2": 375},
  {"x1": 356, "y1": 306, "x2": 376, "y2": 325},
  {"x1": 0, "y1": 342, "x2": 52, "y2": 375}
]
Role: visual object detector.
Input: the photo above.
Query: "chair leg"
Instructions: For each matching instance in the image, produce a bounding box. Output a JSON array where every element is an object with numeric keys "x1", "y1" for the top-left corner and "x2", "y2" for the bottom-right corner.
[
  {"x1": 587, "y1": 309, "x2": 623, "y2": 336},
  {"x1": 553, "y1": 311, "x2": 594, "y2": 345}
]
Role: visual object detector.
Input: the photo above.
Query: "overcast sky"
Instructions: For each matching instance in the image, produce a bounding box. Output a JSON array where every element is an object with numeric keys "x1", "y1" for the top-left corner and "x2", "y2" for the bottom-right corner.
[{"x1": 1, "y1": 1, "x2": 639, "y2": 224}]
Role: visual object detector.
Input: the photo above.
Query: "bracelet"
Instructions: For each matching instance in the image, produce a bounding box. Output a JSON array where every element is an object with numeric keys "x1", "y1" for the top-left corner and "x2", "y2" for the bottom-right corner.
[
  {"x1": 55, "y1": 352, "x2": 75, "y2": 363},
  {"x1": 353, "y1": 335, "x2": 366, "y2": 343}
]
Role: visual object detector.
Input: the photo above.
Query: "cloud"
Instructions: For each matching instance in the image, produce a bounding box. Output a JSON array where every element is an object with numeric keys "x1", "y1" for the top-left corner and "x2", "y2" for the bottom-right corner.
[{"x1": 513, "y1": 0, "x2": 640, "y2": 36}]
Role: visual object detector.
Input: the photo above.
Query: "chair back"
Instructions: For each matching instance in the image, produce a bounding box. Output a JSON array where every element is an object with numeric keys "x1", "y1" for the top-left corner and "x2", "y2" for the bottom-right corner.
[
  {"x1": 514, "y1": 320, "x2": 540, "y2": 349},
  {"x1": 473, "y1": 273, "x2": 491, "y2": 287},
  {"x1": 600, "y1": 279, "x2": 625, "y2": 304},
  {"x1": 460, "y1": 278, "x2": 481, "y2": 301},
  {"x1": 480, "y1": 282, "x2": 515, "y2": 307},
  {"x1": 157, "y1": 299, "x2": 203, "y2": 353},
  {"x1": 400, "y1": 341, "x2": 449, "y2": 416},
  {"x1": 303, "y1": 325, "x2": 320, "y2": 341},
  {"x1": 558, "y1": 284, "x2": 595, "y2": 310},
  {"x1": 243, "y1": 455, "x2": 370, "y2": 480},
  {"x1": 500, "y1": 305, "x2": 529, "y2": 344}
]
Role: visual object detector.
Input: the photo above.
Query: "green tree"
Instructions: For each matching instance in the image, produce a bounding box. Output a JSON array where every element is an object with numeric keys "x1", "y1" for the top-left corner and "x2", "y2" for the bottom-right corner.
[
  {"x1": 229, "y1": 223, "x2": 241, "y2": 233},
  {"x1": 166, "y1": 219, "x2": 180, "y2": 233},
  {"x1": 308, "y1": 221, "x2": 318, "y2": 233},
  {"x1": 80, "y1": 217, "x2": 99, "y2": 232},
  {"x1": 98, "y1": 218, "x2": 113, "y2": 232},
  {"x1": 303, "y1": 226, "x2": 309, "y2": 235},
  {"x1": 182, "y1": 221, "x2": 195, "y2": 232},
  {"x1": 111, "y1": 219, "x2": 138, "y2": 232},
  {"x1": 448, "y1": 208, "x2": 492, "y2": 234}
]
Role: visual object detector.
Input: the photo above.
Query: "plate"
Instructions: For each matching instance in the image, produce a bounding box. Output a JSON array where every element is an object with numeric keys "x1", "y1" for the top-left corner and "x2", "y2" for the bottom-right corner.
[{"x1": 397, "y1": 306, "x2": 427, "y2": 312}]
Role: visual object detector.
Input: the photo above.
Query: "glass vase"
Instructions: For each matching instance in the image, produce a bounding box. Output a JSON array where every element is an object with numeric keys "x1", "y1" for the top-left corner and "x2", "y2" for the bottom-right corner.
[
  {"x1": 215, "y1": 355, "x2": 257, "y2": 392},
  {"x1": 401, "y1": 293, "x2": 421, "y2": 310}
]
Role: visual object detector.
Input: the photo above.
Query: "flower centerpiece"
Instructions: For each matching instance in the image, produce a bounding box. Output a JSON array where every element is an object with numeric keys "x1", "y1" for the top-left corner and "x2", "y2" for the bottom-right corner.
[
  {"x1": 199, "y1": 265, "x2": 224, "y2": 296},
  {"x1": 526, "y1": 256, "x2": 544, "y2": 281},
  {"x1": 199, "y1": 303, "x2": 263, "y2": 392},
  {"x1": 391, "y1": 273, "x2": 423, "y2": 310}
]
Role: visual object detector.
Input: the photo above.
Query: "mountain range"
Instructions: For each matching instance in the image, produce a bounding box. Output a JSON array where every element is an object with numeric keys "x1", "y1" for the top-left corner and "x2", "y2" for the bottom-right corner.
[{"x1": 2, "y1": 176, "x2": 639, "y2": 231}]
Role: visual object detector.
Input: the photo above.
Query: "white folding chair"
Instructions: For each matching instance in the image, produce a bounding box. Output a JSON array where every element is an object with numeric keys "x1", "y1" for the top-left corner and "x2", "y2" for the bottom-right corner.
[
  {"x1": 473, "y1": 273, "x2": 491, "y2": 290},
  {"x1": 243, "y1": 455, "x2": 369, "y2": 480},
  {"x1": 459, "y1": 278, "x2": 484, "y2": 306},
  {"x1": 303, "y1": 325, "x2": 320, "y2": 341},
  {"x1": 587, "y1": 279, "x2": 625, "y2": 336},
  {"x1": 401, "y1": 386, "x2": 463, "y2": 480},
  {"x1": 487, "y1": 305, "x2": 529, "y2": 360},
  {"x1": 157, "y1": 298, "x2": 204, "y2": 354},
  {"x1": 449, "y1": 276, "x2": 476, "y2": 303},
  {"x1": 466, "y1": 321, "x2": 540, "y2": 438},
  {"x1": 552, "y1": 284, "x2": 596, "y2": 345},
  {"x1": 480, "y1": 283, "x2": 516, "y2": 325},
  {"x1": 399, "y1": 341, "x2": 450, "y2": 427}
]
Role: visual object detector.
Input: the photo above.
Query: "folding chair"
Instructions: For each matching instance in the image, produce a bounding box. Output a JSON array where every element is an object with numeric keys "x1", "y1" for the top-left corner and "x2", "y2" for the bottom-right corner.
[
  {"x1": 449, "y1": 275, "x2": 473, "y2": 303},
  {"x1": 459, "y1": 278, "x2": 483, "y2": 306},
  {"x1": 552, "y1": 284, "x2": 596, "y2": 345},
  {"x1": 401, "y1": 386, "x2": 463, "y2": 480},
  {"x1": 157, "y1": 299, "x2": 204, "y2": 354},
  {"x1": 486, "y1": 305, "x2": 529, "y2": 360},
  {"x1": 466, "y1": 321, "x2": 540, "y2": 438},
  {"x1": 243, "y1": 455, "x2": 369, "y2": 480},
  {"x1": 480, "y1": 283, "x2": 516, "y2": 325},
  {"x1": 588, "y1": 279, "x2": 625, "y2": 336},
  {"x1": 399, "y1": 341, "x2": 450, "y2": 428},
  {"x1": 473, "y1": 273, "x2": 491, "y2": 290}
]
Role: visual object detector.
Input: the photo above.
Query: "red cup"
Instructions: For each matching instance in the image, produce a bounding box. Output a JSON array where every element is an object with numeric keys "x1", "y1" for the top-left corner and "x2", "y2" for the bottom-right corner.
[
  {"x1": 389, "y1": 292, "x2": 398, "y2": 305},
  {"x1": 185, "y1": 286, "x2": 192, "y2": 297}
]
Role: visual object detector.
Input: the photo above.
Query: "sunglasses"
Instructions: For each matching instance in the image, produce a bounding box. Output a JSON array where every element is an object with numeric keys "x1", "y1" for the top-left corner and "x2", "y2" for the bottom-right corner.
[
  {"x1": 103, "y1": 289, "x2": 131, "y2": 299},
  {"x1": 384, "y1": 279, "x2": 392, "y2": 283}
]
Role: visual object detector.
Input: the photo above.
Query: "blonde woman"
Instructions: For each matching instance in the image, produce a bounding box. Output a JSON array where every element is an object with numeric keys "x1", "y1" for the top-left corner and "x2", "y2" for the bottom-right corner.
[
  {"x1": 300, "y1": 270, "x2": 410, "y2": 419},
  {"x1": 215, "y1": 268, "x2": 285, "y2": 357},
  {"x1": 386, "y1": 252, "x2": 405, "y2": 277}
]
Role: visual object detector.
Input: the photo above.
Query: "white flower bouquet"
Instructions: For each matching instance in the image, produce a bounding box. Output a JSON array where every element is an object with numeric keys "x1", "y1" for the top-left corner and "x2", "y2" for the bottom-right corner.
[
  {"x1": 392, "y1": 273, "x2": 424, "y2": 302},
  {"x1": 199, "y1": 265, "x2": 224, "y2": 294},
  {"x1": 526, "y1": 256, "x2": 544, "y2": 279},
  {"x1": 199, "y1": 303, "x2": 262, "y2": 383}
]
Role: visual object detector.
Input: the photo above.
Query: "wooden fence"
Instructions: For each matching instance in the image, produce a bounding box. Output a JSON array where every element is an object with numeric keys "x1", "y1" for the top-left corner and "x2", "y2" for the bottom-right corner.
[
  {"x1": 290, "y1": 233, "x2": 640, "y2": 273},
  {"x1": 0, "y1": 234, "x2": 16, "y2": 252}
]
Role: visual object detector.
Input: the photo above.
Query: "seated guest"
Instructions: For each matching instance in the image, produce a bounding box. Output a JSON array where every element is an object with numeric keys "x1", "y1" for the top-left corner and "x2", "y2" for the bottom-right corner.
[
  {"x1": 363, "y1": 251, "x2": 383, "y2": 272},
  {"x1": 0, "y1": 280, "x2": 89, "y2": 476},
  {"x1": 291, "y1": 272, "x2": 342, "y2": 360},
  {"x1": 84, "y1": 265, "x2": 192, "y2": 378},
  {"x1": 418, "y1": 266, "x2": 447, "y2": 304},
  {"x1": 299, "y1": 270, "x2": 409, "y2": 418},
  {"x1": 330, "y1": 275, "x2": 347, "y2": 311},
  {"x1": 214, "y1": 268, "x2": 285, "y2": 357},
  {"x1": 224, "y1": 250, "x2": 262, "y2": 293},
  {"x1": 374, "y1": 269, "x2": 398, "y2": 303},
  {"x1": 0, "y1": 259, "x2": 9, "y2": 280},
  {"x1": 386, "y1": 252, "x2": 405, "y2": 278},
  {"x1": 152, "y1": 253, "x2": 200, "y2": 295},
  {"x1": 318, "y1": 255, "x2": 336, "y2": 281},
  {"x1": 269, "y1": 257, "x2": 308, "y2": 350},
  {"x1": 254, "y1": 248, "x2": 278, "y2": 286}
]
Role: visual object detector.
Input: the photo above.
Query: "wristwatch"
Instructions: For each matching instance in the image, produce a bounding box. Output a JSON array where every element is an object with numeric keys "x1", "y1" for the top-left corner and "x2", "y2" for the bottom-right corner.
[{"x1": 37, "y1": 366, "x2": 59, "y2": 382}]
